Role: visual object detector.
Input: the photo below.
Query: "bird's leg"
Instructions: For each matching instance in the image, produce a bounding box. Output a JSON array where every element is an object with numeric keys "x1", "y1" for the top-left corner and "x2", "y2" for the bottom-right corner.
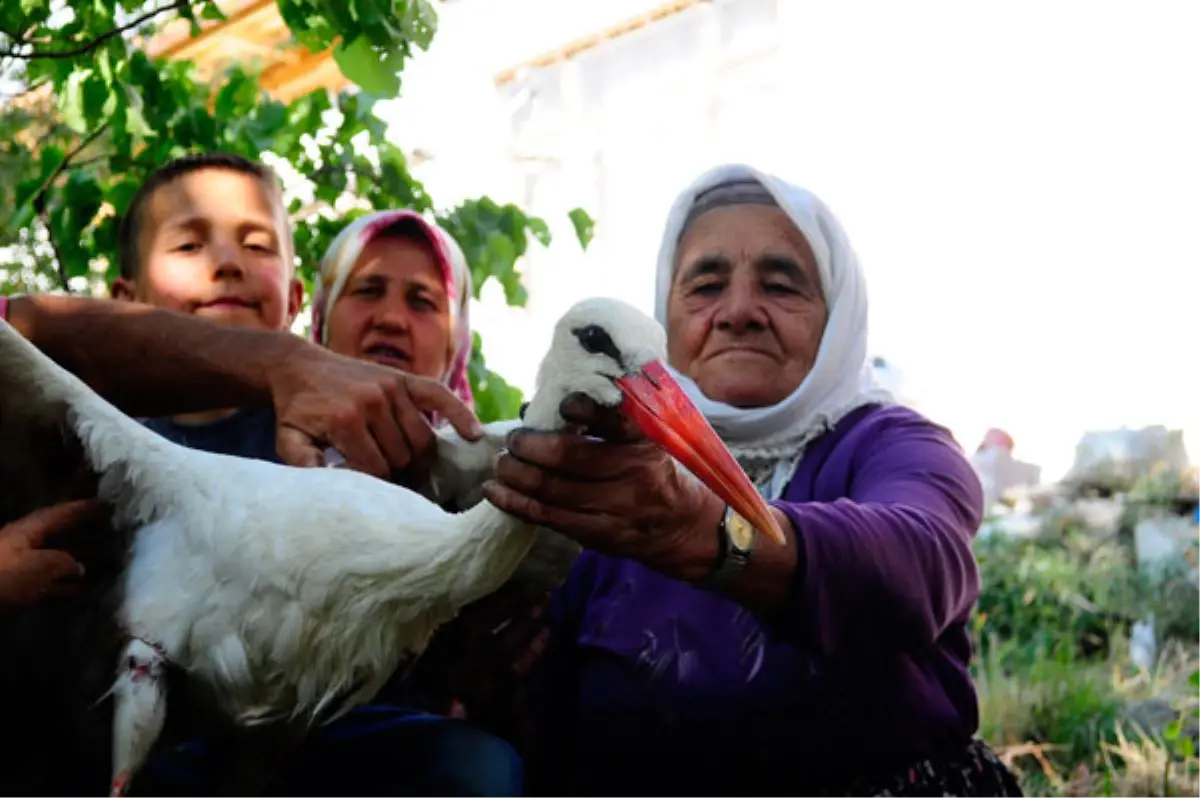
[{"x1": 108, "y1": 638, "x2": 169, "y2": 798}]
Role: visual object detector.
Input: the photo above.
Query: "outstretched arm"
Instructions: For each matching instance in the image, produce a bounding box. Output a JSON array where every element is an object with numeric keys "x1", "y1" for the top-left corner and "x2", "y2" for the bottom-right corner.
[
  {"x1": 5, "y1": 294, "x2": 483, "y2": 478},
  {"x1": 720, "y1": 411, "x2": 983, "y2": 655},
  {"x1": 8, "y1": 293, "x2": 293, "y2": 417},
  {"x1": 485, "y1": 395, "x2": 982, "y2": 658}
]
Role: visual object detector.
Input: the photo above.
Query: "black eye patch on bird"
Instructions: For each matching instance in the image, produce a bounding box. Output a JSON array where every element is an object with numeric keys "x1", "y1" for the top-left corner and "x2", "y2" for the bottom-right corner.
[{"x1": 571, "y1": 324, "x2": 625, "y2": 370}]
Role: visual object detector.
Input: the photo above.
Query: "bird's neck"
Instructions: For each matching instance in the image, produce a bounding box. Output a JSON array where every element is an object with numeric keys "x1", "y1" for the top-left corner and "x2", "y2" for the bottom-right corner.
[
  {"x1": 443, "y1": 500, "x2": 537, "y2": 607},
  {"x1": 439, "y1": 391, "x2": 568, "y2": 606}
]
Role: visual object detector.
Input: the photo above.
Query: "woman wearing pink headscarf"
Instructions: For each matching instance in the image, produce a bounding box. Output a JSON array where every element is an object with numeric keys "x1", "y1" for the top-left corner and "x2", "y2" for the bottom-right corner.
[
  {"x1": 313, "y1": 209, "x2": 475, "y2": 410},
  {"x1": 312, "y1": 210, "x2": 477, "y2": 485}
]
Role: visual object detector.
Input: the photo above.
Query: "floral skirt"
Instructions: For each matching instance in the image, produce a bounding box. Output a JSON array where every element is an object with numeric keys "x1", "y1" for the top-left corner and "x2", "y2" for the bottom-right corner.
[{"x1": 846, "y1": 739, "x2": 1024, "y2": 797}]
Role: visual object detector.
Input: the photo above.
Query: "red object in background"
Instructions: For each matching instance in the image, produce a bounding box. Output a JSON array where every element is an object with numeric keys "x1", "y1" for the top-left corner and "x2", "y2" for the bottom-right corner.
[{"x1": 979, "y1": 428, "x2": 1015, "y2": 453}]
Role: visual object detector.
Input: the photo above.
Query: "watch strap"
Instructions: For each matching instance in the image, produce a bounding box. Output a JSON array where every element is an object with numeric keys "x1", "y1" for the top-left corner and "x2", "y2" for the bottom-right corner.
[{"x1": 702, "y1": 504, "x2": 754, "y2": 589}]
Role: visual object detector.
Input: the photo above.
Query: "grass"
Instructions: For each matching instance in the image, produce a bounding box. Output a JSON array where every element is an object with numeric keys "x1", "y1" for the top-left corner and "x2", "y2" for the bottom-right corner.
[
  {"x1": 975, "y1": 633, "x2": 1199, "y2": 796},
  {"x1": 971, "y1": 503, "x2": 1199, "y2": 797}
]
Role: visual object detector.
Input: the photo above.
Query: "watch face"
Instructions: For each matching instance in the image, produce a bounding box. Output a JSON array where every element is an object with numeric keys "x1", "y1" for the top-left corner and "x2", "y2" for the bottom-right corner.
[{"x1": 726, "y1": 509, "x2": 756, "y2": 551}]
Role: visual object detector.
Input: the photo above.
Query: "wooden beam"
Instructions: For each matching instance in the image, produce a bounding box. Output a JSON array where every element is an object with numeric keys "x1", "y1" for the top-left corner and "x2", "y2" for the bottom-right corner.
[
  {"x1": 494, "y1": 0, "x2": 704, "y2": 87},
  {"x1": 146, "y1": 0, "x2": 275, "y2": 61},
  {"x1": 260, "y1": 48, "x2": 350, "y2": 102},
  {"x1": 143, "y1": 0, "x2": 351, "y2": 103},
  {"x1": 158, "y1": 5, "x2": 287, "y2": 75}
]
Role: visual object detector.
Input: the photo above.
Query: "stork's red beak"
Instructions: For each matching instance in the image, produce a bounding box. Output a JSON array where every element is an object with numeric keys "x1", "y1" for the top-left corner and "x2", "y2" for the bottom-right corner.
[{"x1": 615, "y1": 360, "x2": 788, "y2": 546}]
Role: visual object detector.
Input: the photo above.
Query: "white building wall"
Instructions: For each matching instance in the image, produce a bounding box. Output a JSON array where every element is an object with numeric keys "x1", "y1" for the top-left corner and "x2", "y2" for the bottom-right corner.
[{"x1": 480, "y1": 0, "x2": 797, "y2": 391}]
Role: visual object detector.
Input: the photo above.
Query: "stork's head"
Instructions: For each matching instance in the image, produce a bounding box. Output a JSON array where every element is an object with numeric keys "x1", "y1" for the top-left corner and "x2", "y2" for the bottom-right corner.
[{"x1": 525, "y1": 297, "x2": 786, "y2": 545}]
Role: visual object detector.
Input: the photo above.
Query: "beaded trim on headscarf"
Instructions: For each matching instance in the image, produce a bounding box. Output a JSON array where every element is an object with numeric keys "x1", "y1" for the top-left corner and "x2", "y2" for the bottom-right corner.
[
  {"x1": 679, "y1": 178, "x2": 779, "y2": 239},
  {"x1": 312, "y1": 210, "x2": 475, "y2": 415}
]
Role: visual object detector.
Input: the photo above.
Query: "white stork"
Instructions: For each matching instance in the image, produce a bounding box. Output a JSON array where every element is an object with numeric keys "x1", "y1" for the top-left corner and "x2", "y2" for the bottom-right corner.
[{"x1": 0, "y1": 297, "x2": 784, "y2": 796}]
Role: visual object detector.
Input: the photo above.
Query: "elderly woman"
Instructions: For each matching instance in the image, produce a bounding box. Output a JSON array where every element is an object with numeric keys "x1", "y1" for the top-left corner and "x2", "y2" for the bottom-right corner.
[{"x1": 485, "y1": 165, "x2": 1022, "y2": 796}]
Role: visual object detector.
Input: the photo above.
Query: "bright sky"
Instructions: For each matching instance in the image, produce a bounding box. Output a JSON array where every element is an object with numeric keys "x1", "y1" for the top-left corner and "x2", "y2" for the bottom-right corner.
[{"x1": 384, "y1": 0, "x2": 1199, "y2": 482}]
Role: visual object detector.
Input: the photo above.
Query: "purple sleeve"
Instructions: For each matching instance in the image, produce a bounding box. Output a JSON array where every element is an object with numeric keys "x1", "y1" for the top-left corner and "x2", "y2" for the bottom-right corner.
[{"x1": 773, "y1": 413, "x2": 983, "y2": 656}]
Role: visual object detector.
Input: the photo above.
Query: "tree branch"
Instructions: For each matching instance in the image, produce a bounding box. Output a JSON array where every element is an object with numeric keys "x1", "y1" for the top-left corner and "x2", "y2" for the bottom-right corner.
[
  {"x1": 39, "y1": 211, "x2": 71, "y2": 292},
  {"x1": 0, "y1": 1, "x2": 188, "y2": 60},
  {"x1": 30, "y1": 123, "x2": 109, "y2": 210},
  {"x1": 29, "y1": 124, "x2": 110, "y2": 291}
]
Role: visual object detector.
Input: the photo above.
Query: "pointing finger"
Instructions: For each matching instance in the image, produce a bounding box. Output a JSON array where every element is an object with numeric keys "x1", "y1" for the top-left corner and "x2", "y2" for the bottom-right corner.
[
  {"x1": 31, "y1": 549, "x2": 86, "y2": 583},
  {"x1": 3, "y1": 551, "x2": 86, "y2": 608},
  {"x1": 405, "y1": 376, "x2": 484, "y2": 441},
  {"x1": 8, "y1": 499, "x2": 108, "y2": 549}
]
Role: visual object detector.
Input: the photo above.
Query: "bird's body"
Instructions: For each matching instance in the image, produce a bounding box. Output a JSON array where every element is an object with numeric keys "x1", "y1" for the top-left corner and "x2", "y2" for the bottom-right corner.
[
  {"x1": 120, "y1": 453, "x2": 532, "y2": 727},
  {"x1": 0, "y1": 316, "x2": 544, "y2": 794},
  {"x1": 0, "y1": 297, "x2": 781, "y2": 796}
]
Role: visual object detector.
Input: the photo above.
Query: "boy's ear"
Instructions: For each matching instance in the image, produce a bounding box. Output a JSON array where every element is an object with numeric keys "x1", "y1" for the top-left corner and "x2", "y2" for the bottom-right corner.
[
  {"x1": 286, "y1": 277, "x2": 304, "y2": 326},
  {"x1": 110, "y1": 277, "x2": 136, "y2": 301}
]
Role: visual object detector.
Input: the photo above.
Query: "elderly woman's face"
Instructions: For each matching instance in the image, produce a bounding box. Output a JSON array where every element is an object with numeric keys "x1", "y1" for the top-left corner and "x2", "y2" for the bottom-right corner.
[{"x1": 666, "y1": 205, "x2": 828, "y2": 408}]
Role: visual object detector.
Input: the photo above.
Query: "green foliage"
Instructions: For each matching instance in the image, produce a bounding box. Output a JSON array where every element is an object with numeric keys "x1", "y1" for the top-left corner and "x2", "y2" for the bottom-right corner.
[
  {"x1": 0, "y1": 0, "x2": 596, "y2": 422},
  {"x1": 973, "y1": 521, "x2": 1200, "y2": 796},
  {"x1": 1163, "y1": 669, "x2": 1200, "y2": 762},
  {"x1": 974, "y1": 529, "x2": 1139, "y2": 665},
  {"x1": 974, "y1": 520, "x2": 1199, "y2": 667}
]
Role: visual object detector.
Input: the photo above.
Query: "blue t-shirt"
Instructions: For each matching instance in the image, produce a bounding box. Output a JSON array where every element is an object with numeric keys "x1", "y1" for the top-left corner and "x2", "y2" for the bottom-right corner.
[{"x1": 142, "y1": 407, "x2": 281, "y2": 464}]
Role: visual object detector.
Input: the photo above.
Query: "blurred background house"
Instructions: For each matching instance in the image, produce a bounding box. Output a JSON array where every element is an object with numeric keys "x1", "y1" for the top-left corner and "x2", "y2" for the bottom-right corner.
[{"x1": 151, "y1": 0, "x2": 1198, "y2": 485}]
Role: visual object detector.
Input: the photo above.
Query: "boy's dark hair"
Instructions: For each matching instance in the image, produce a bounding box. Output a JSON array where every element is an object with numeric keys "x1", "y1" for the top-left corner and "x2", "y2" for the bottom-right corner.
[{"x1": 116, "y1": 152, "x2": 291, "y2": 281}]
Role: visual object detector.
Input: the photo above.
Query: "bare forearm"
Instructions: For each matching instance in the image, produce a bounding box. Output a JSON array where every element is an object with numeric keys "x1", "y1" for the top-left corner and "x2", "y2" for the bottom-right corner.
[{"x1": 8, "y1": 294, "x2": 301, "y2": 417}]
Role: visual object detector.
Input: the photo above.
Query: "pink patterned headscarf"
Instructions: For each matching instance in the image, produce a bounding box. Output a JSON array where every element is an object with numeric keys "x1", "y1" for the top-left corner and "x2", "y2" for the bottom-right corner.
[{"x1": 312, "y1": 210, "x2": 475, "y2": 413}]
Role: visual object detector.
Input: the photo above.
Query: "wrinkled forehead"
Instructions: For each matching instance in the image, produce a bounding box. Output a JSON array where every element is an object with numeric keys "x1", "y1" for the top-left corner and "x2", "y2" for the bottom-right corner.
[{"x1": 671, "y1": 205, "x2": 822, "y2": 305}]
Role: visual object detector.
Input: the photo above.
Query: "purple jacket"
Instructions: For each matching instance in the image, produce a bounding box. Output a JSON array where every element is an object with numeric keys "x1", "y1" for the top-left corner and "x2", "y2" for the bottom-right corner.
[{"x1": 528, "y1": 404, "x2": 984, "y2": 795}]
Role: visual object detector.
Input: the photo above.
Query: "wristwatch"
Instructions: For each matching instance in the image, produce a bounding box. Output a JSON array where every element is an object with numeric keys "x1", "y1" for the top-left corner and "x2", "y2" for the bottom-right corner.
[{"x1": 702, "y1": 504, "x2": 756, "y2": 589}]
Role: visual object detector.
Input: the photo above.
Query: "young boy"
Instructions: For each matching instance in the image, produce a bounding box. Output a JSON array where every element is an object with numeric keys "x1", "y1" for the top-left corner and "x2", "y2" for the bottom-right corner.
[
  {"x1": 110, "y1": 152, "x2": 303, "y2": 462},
  {"x1": 112, "y1": 152, "x2": 523, "y2": 796}
]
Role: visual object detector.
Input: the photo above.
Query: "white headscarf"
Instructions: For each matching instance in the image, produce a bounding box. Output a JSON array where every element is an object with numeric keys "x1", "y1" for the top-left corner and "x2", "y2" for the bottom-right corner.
[{"x1": 654, "y1": 163, "x2": 894, "y2": 499}]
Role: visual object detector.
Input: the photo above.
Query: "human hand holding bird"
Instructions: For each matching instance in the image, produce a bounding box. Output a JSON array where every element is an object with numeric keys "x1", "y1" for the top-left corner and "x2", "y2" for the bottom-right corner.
[
  {"x1": 268, "y1": 343, "x2": 484, "y2": 485},
  {"x1": 0, "y1": 499, "x2": 106, "y2": 609},
  {"x1": 486, "y1": 389, "x2": 784, "y2": 584}
]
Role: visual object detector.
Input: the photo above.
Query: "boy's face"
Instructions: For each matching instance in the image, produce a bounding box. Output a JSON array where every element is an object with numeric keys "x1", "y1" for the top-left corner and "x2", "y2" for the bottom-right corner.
[{"x1": 112, "y1": 168, "x2": 302, "y2": 332}]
